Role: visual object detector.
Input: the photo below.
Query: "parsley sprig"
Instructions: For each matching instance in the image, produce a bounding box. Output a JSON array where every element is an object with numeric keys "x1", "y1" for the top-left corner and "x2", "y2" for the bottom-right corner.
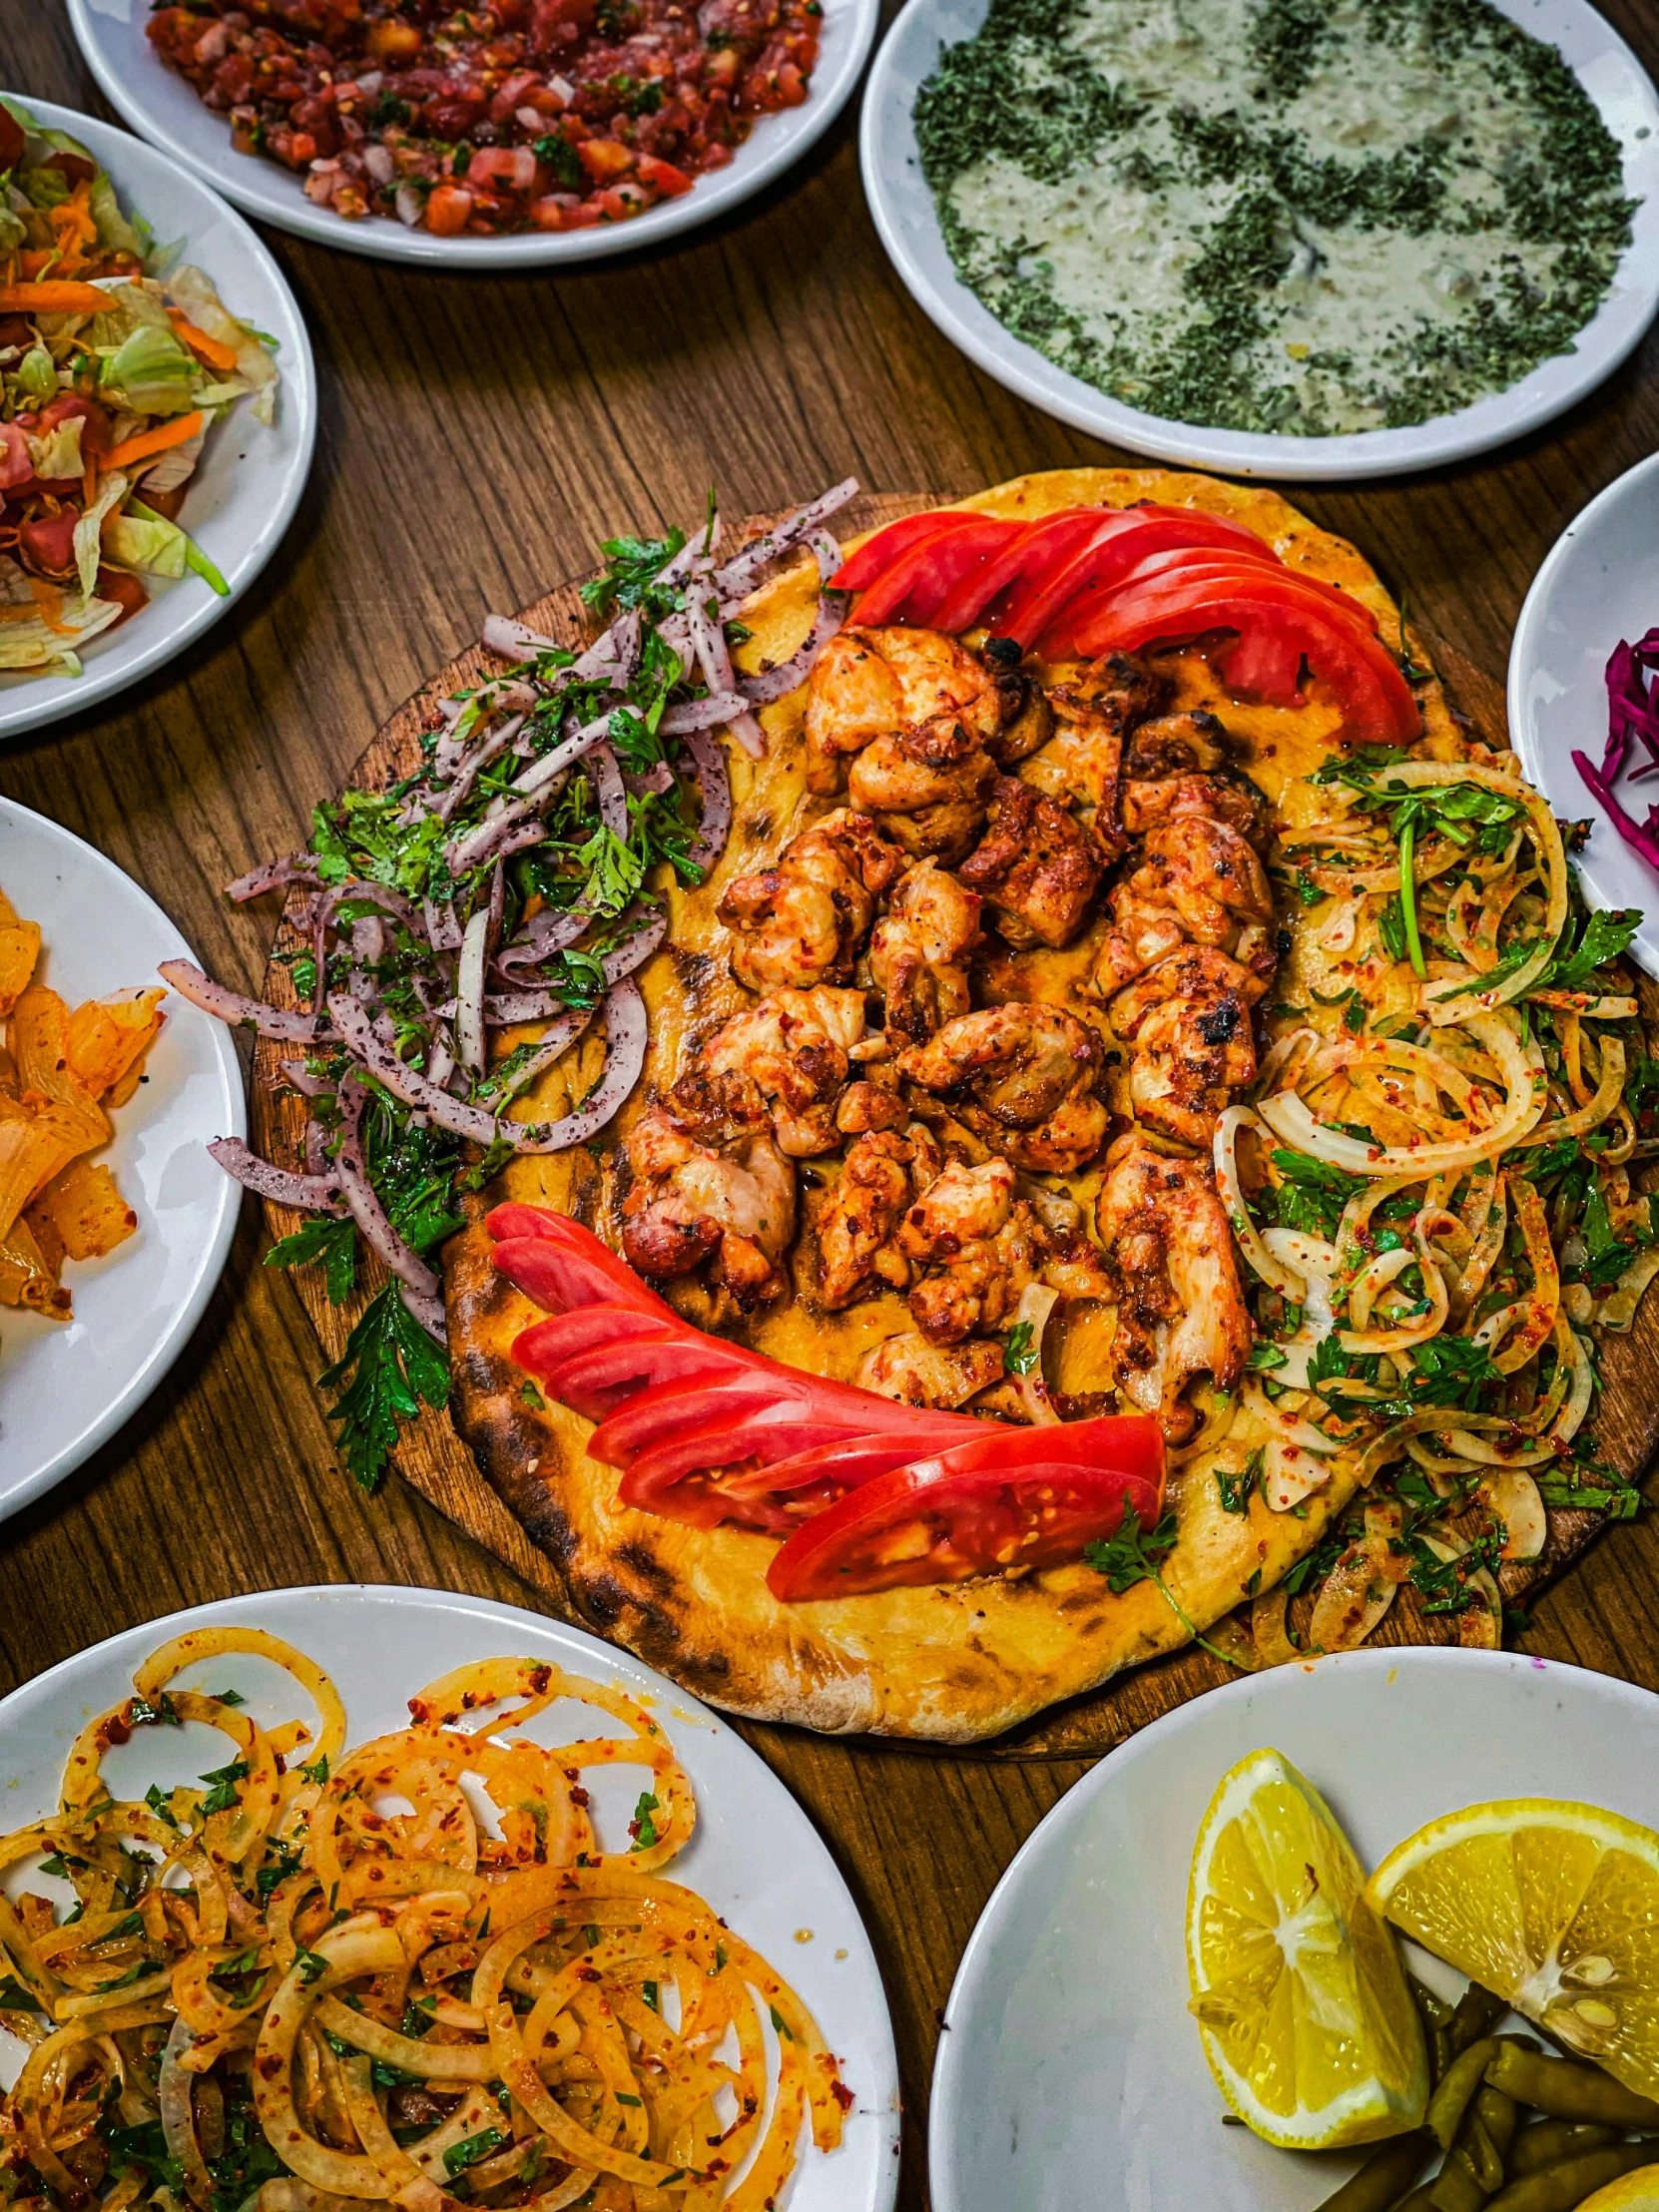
[{"x1": 1086, "y1": 1506, "x2": 1246, "y2": 1668}]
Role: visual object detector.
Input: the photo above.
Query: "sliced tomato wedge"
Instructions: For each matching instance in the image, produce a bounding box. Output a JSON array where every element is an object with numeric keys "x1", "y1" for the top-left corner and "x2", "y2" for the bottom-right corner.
[
  {"x1": 999, "y1": 506, "x2": 1274, "y2": 649},
  {"x1": 492, "y1": 1224, "x2": 677, "y2": 1319},
  {"x1": 765, "y1": 1418, "x2": 1165, "y2": 1600},
  {"x1": 1048, "y1": 570, "x2": 1420, "y2": 743},
  {"x1": 829, "y1": 510, "x2": 982, "y2": 594},
  {"x1": 931, "y1": 508, "x2": 1105, "y2": 636},
  {"x1": 849, "y1": 516, "x2": 1024, "y2": 628}
]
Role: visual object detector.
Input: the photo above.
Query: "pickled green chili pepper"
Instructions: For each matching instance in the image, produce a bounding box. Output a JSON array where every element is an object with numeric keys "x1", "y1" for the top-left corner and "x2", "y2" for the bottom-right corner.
[
  {"x1": 1314, "y1": 2129, "x2": 1434, "y2": 2212},
  {"x1": 1507, "y1": 2123, "x2": 1620, "y2": 2178},
  {"x1": 1485, "y1": 2142, "x2": 1659, "y2": 2210},
  {"x1": 1431, "y1": 2040, "x2": 1503, "y2": 2150},
  {"x1": 1485, "y1": 2047, "x2": 1659, "y2": 2130}
]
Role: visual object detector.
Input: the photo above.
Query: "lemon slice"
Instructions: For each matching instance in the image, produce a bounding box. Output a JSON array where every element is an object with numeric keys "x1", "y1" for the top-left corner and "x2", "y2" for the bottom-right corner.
[
  {"x1": 1367, "y1": 1799, "x2": 1659, "y2": 2101},
  {"x1": 1186, "y1": 1747, "x2": 1428, "y2": 2147},
  {"x1": 1579, "y1": 2174, "x2": 1659, "y2": 2212}
]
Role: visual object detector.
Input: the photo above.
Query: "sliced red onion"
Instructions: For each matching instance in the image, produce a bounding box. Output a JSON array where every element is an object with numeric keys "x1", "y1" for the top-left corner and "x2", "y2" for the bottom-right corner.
[
  {"x1": 350, "y1": 912, "x2": 386, "y2": 967},
  {"x1": 445, "y1": 796, "x2": 539, "y2": 876},
  {"x1": 426, "y1": 1023, "x2": 456, "y2": 1093},
  {"x1": 509, "y1": 978, "x2": 647, "y2": 1153},
  {"x1": 278, "y1": 1058, "x2": 328, "y2": 1098},
  {"x1": 739, "y1": 592, "x2": 844, "y2": 705},
  {"x1": 336, "y1": 1074, "x2": 443, "y2": 1309},
  {"x1": 573, "y1": 607, "x2": 640, "y2": 688},
  {"x1": 399, "y1": 1281, "x2": 447, "y2": 1342},
  {"x1": 226, "y1": 854, "x2": 318, "y2": 902},
  {"x1": 494, "y1": 906, "x2": 593, "y2": 975},
  {"x1": 208, "y1": 1137, "x2": 345, "y2": 1214},
  {"x1": 324, "y1": 879, "x2": 424, "y2": 937},
  {"x1": 625, "y1": 762, "x2": 675, "y2": 798},
  {"x1": 424, "y1": 896, "x2": 464, "y2": 952},
  {"x1": 436, "y1": 713, "x2": 526, "y2": 822},
  {"x1": 809, "y1": 528, "x2": 843, "y2": 584},
  {"x1": 475, "y1": 1005, "x2": 593, "y2": 1098},
  {"x1": 590, "y1": 742, "x2": 629, "y2": 839},
  {"x1": 483, "y1": 614, "x2": 560, "y2": 663},
  {"x1": 160, "y1": 960, "x2": 337, "y2": 1045},
  {"x1": 456, "y1": 904, "x2": 491, "y2": 1072},
  {"x1": 683, "y1": 726, "x2": 731, "y2": 874},
  {"x1": 478, "y1": 987, "x2": 573, "y2": 1022},
  {"x1": 603, "y1": 905, "x2": 667, "y2": 981},
  {"x1": 711, "y1": 479, "x2": 858, "y2": 602},
  {"x1": 330, "y1": 994, "x2": 505, "y2": 1143},
  {"x1": 511, "y1": 710, "x2": 611, "y2": 799},
  {"x1": 659, "y1": 691, "x2": 749, "y2": 734}
]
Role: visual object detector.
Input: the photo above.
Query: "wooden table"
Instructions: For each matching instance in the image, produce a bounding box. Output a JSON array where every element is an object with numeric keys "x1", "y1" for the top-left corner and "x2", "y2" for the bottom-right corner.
[{"x1": 5, "y1": 5, "x2": 1659, "y2": 2199}]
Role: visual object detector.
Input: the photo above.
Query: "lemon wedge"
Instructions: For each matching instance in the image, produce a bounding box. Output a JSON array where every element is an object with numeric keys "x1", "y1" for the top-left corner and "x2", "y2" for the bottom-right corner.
[
  {"x1": 1367, "y1": 1799, "x2": 1659, "y2": 2101},
  {"x1": 1578, "y1": 2171, "x2": 1659, "y2": 2211},
  {"x1": 1186, "y1": 1747, "x2": 1428, "y2": 2147}
]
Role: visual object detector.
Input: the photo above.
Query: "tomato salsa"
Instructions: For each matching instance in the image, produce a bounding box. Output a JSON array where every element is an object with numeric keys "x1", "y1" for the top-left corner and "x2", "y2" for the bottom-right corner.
[{"x1": 146, "y1": 0, "x2": 824, "y2": 236}]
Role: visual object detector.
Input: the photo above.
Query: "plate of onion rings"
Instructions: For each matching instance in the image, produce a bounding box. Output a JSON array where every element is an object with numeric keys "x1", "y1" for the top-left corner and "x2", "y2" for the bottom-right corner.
[{"x1": 0, "y1": 1585, "x2": 899, "y2": 2212}]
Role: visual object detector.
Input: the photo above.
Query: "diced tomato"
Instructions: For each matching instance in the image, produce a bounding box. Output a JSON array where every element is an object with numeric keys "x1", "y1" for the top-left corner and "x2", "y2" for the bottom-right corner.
[
  {"x1": 578, "y1": 137, "x2": 634, "y2": 182},
  {"x1": 37, "y1": 391, "x2": 112, "y2": 456},
  {"x1": 0, "y1": 104, "x2": 24, "y2": 175},
  {"x1": 0, "y1": 422, "x2": 31, "y2": 491},
  {"x1": 829, "y1": 510, "x2": 983, "y2": 594},
  {"x1": 467, "y1": 146, "x2": 539, "y2": 194},
  {"x1": 18, "y1": 508, "x2": 80, "y2": 578},
  {"x1": 851, "y1": 516, "x2": 1023, "y2": 628},
  {"x1": 95, "y1": 566, "x2": 149, "y2": 627},
  {"x1": 766, "y1": 1418, "x2": 1165, "y2": 1601},
  {"x1": 424, "y1": 184, "x2": 475, "y2": 237},
  {"x1": 1053, "y1": 568, "x2": 1419, "y2": 744},
  {"x1": 1000, "y1": 507, "x2": 1274, "y2": 650},
  {"x1": 364, "y1": 17, "x2": 422, "y2": 57},
  {"x1": 43, "y1": 150, "x2": 97, "y2": 187},
  {"x1": 636, "y1": 154, "x2": 694, "y2": 198},
  {"x1": 597, "y1": 183, "x2": 651, "y2": 222}
]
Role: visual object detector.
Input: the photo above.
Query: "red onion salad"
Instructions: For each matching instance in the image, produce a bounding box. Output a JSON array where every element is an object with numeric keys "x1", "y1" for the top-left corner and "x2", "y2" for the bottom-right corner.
[
  {"x1": 165, "y1": 483, "x2": 857, "y2": 1393},
  {"x1": 1573, "y1": 628, "x2": 1659, "y2": 864}
]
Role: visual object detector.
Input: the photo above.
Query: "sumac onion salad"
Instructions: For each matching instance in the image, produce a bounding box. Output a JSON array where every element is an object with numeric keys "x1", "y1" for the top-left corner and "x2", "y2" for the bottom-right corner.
[{"x1": 145, "y1": 0, "x2": 826, "y2": 237}]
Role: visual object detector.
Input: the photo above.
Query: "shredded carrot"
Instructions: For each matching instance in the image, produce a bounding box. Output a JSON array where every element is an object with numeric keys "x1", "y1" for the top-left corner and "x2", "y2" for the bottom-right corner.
[
  {"x1": 0, "y1": 280, "x2": 110, "y2": 313},
  {"x1": 81, "y1": 466, "x2": 98, "y2": 509},
  {"x1": 104, "y1": 410, "x2": 204, "y2": 471},
  {"x1": 26, "y1": 579, "x2": 73, "y2": 635},
  {"x1": 18, "y1": 251, "x2": 55, "y2": 281},
  {"x1": 166, "y1": 307, "x2": 238, "y2": 373}
]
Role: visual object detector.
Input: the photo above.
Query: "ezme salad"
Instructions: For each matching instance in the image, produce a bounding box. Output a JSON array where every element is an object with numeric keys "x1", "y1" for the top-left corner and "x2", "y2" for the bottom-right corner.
[
  {"x1": 0, "y1": 99, "x2": 278, "y2": 679},
  {"x1": 145, "y1": 0, "x2": 825, "y2": 238}
]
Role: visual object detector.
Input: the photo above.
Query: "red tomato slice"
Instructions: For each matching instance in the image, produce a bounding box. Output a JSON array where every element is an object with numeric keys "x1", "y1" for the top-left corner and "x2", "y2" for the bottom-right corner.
[
  {"x1": 850, "y1": 516, "x2": 1024, "y2": 627},
  {"x1": 829, "y1": 511, "x2": 982, "y2": 593},
  {"x1": 513, "y1": 1310, "x2": 684, "y2": 1419},
  {"x1": 1000, "y1": 506, "x2": 1274, "y2": 649},
  {"x1": 491, "y1": 1223, "x2": 677, "y2": 1318},
  {"x1": 931, "y1": 508, "x2": 1105, "y2": 635},
  {"x1": 1093, "y1": 546, "x2": 1383, "y2": 636},
  {"x1": 766, "y1": 1417, "x2": 1166, "y2": 1600},
  {"x1": 1052, "y1": 572, "x2": 1420, "y2": 743}
]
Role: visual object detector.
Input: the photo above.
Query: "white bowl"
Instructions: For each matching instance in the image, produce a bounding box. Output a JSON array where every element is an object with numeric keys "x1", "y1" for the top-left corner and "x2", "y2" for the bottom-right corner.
[
  {"x1": 0, "y1": 796, "x2": 245, "y2": 1522},
  {"x1": 69, "y1": 0, "x2": 878, "y2": 267},
  {"x1": 1509, "y1": 449, "x2": 1659, "y2": 977},
  {"x1": 930, "y1": 1646, "x2": 1659, "y2": 2212},
  {"x1": 0, "y1": 1581, "x2": 903, "y2": 2212},
  {"x1": 0, "y1": 97, "x2": 315, "y2": 742},
  {"x1": 860, "y1": 0, "x2": 1659, "y2": 481}
]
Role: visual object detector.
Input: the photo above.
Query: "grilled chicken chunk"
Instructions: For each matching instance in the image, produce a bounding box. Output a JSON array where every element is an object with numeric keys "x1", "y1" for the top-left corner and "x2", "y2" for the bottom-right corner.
[
  {"x1": 895, "y1": 1004, "x2": 1109, "y2": 1175},
  {"x1": 846, "y1": 735, "x2": 998, "y2": 862},
  {"x1": 1108, "y1": 945, "x2": 1270, "y2": 1148},
  {"x1": 804, "y1": 626, "x2": 1004, "y2": 795},
  {"x1": 814, "y1": 1123, "x2": 941, "y2": 1310},
  {"x1": 856, "y1": 1331, "x2": 1006, "y2": 1410},
  {"x1": 867, "y1": 858, "x2": 983, "y2": 1047},
  {"x1": 718, "y1": 808, "x2": 905, "y2": 992},
  {"x1": 694, "y1": 984, "x2": 874, "y2": 1158},
  {"x1": 1096, "y1": 1133, "x2": 1253, "y2": 1442},
  {"x1": 959, "y1": 776, "x2": 1107, "y2": 949},
  {"x1": 621, "y1": 1097, "x2": 796, "y2": 1307}
]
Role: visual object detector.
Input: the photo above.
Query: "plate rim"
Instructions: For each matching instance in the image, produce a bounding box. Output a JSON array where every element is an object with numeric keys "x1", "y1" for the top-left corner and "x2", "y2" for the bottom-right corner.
[
  {"x1": 858, "y1": 0, "x2": 1659, "y2": 482},
  {"x1": 0, "y1": 92, "x2": 317, "y2": 741},
  {"x1": 66, "y1": 0, "x2": 880, "y2": 268},
  {"x1": 1507, "y1": 445, "x2": 1659, "y2": 975},
  {"x1": 0, "y1": 1579, "x2": 903, "y2": 2212},
  {"x1": 0, "y1": 793, "x2": 247, "y2": 1523},
  {"x1": 926, "y1": 1645, "x2": 1659, "y2": 2212}
]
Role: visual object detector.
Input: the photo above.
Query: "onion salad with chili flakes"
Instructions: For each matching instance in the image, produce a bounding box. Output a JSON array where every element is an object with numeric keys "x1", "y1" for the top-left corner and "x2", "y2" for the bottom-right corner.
[
  {"x1": 145, "y1": 0, "x2": 827, "y2": 238},
  {"x1": 162, "y1": 482, "x2": 854, "y2": 1486},
  {"x1": 0, "y1": 99, "x2": 278, "y2": 677}
]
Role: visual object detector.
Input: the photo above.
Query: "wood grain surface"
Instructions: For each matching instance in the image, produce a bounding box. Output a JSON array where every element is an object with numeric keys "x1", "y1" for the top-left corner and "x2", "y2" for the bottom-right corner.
[
  {"x1": 246, "y1": 495, "x2": 1653, "y2": 1757},
  {"x1": 3, "y1": 0, "x2": 1659, "y2": 2199}
]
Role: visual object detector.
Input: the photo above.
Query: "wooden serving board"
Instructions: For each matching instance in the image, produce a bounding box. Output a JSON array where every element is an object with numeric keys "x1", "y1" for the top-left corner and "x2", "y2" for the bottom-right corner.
[{"x1": 251, "y1": 495, "x2": 1659, "y2": 1761}]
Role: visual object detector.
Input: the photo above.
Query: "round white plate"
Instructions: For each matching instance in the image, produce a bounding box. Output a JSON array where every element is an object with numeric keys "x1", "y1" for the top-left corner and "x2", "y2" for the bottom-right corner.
[
  {"x1": 929, "y1": 1647, "x2": 1659, "y2": 2212},
  {"x1": 68, "y1": 0, "x2": 878, "y2": 267},
  {"x1": 1510, "y1": 448, "x2": 1659, "y2": 976},
  {"x1": 0, "y1": 796, "x2": 245, "y2": 1521},
  {"x1": 860, "y1": 0, "x2": 1659, "y2": 481},
  {"x1": 0, "y1": 97, "x2": 315, "y2": 742},
  {"x1": 0, "y1": 1583, "x2": 902, "y2": 2212}
]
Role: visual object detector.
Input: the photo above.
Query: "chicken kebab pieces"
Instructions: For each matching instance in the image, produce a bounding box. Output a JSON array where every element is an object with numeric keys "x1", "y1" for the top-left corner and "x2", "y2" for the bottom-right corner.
[{"x1": 618, "y1": 617, "x2": 1277, "y2": 1444}]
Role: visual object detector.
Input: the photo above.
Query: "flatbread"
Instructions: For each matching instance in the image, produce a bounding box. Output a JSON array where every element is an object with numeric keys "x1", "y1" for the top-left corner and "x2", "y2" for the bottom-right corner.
[{"x1": 447, "y1": 466, "x2": 1463, "y2": 1741}]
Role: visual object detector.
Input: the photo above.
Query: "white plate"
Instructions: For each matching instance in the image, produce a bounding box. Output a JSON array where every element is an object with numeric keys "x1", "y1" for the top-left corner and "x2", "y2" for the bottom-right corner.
[
  {"x1": 930, "y1": 1647, "x2": 1659, "y2": 2212},
  {"x1": 0, "y1": 796, "x2": 245, "y2": 1521},
  {"x1": 860, "y1": 0, "x2": 1659, "y2": 481},
  {"x1": 0, "y1": 98, "x2": 315, "y2": 742},
  {"x1": 0, "y1": 1583, "x2": 903, "y2": 2212},
  {"x1": 1510, "y1": 449, "x2": 1659, "y2": 976},
  {"x1": 68, "y1": 0, "x2": 878, "y2": 268}
]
